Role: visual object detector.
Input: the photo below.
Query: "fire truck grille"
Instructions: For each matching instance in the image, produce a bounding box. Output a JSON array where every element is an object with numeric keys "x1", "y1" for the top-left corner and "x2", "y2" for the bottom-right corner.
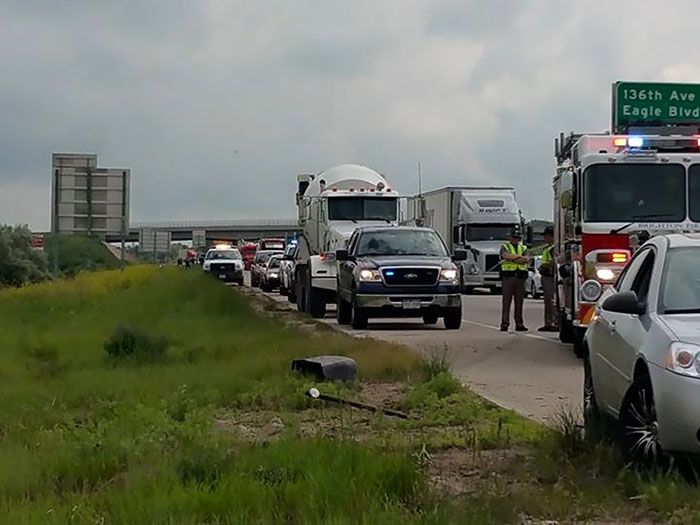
[{"x1": 382, "y1": 268, "x2": 439, "y2": 286}]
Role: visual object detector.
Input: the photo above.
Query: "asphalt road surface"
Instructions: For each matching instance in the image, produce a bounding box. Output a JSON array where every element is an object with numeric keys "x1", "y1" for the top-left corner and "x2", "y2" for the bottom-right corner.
[{"x1": 252, "y1": 276, "x2": 581, "y2": 424}]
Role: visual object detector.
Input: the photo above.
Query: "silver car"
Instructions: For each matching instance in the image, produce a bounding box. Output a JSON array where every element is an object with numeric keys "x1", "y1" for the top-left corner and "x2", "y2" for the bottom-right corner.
[
  {"x1": 526, "y1": 255, "x2": 543, "y2": 299},
  {"x1": 584, "y1": 234, "x2": 700, "y2": 465}
]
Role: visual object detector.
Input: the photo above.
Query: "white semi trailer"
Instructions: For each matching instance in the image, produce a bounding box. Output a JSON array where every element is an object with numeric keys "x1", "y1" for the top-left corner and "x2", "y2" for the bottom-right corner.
[
  {"x1": 404, "y1": 187, "x2": 522, "y2": 293},
  {"x1": 294, "y1": 164, "x2": 399, "y2": 317}
]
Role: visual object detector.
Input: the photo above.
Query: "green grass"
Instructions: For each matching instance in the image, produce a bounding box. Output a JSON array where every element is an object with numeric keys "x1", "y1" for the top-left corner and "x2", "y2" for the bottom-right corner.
[{"x1": 2, "y1": 267, "x2": 699, "y2": 523}]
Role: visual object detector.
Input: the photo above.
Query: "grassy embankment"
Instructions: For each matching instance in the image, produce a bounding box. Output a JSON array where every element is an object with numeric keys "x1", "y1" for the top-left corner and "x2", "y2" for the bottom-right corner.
[{"x1": 1, "y1": 266, "x2": 699, "y2": 523}]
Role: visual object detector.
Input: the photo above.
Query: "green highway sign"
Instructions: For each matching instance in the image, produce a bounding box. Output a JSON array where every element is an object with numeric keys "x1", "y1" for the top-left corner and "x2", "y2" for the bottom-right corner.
[{"x1": 613, "y1": 81, "x2": 700, "y2": 131}]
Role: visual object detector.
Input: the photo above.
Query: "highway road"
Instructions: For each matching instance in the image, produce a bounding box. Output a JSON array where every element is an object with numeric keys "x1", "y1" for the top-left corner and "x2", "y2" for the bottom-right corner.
[{"x1": 255, "y1": 278, "x2": 581, "y2": 424}]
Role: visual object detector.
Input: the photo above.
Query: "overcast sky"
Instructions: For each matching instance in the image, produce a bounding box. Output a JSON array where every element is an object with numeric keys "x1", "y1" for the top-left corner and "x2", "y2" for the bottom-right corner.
[{"x1": 2, "y1": 0, "x2": 700, "y2": 229}]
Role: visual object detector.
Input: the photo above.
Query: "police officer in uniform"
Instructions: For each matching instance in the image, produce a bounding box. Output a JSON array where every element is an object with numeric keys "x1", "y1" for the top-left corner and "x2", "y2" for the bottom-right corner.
[
  {"x1": 538, "y1": 226, "x2": 558, "y2": 332},
  {"x1": 500, "y1": 226, "x2": 529, "y2": 331}
]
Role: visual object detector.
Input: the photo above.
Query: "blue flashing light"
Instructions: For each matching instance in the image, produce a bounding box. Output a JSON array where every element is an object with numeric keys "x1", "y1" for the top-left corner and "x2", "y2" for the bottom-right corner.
[
  {"x1": 385, "y1": 270, "x2": 395, "y2": 276},
  {"x1": 628, "y1": 136, "x2": 644, "y2": 148}
]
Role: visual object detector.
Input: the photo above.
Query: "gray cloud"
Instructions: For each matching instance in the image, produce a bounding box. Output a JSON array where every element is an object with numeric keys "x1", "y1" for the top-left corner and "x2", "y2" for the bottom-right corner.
[{"x1": 2, "y1": 0, "x2": 700, "y2": 228}]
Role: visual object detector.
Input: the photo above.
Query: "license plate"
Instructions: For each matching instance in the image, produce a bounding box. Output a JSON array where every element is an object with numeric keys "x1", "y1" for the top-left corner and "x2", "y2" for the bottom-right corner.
[{"x1": 402, "y1": 299, "x2": 421, "y2": 310}]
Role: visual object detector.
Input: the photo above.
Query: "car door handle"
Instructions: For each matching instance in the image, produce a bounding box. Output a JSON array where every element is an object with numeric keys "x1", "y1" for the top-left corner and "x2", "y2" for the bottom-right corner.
[{"x1": 609, "y1": 319, "x2": 617, "y2": 333}]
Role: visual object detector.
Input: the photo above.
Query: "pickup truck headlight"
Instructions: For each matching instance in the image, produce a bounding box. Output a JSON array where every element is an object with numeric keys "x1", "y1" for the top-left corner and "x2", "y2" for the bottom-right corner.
[
  {"x1": 665, "y1": 342, "x2": 700, "y2": 378},
  {"x1": 269, "y1": 272, "x2": 279, "y2": 279},
  {"x1": 440, "y1": 268, "x2": 459, "y2": 282},
  {"x1": 359, "y1": 269, "x2": 381, "y2": 281}
]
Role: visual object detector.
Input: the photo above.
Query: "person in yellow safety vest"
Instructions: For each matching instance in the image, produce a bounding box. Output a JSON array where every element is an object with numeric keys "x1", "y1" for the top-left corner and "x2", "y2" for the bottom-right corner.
[
  {"x1": 500, "y1": 226, "x2": 530, "y2": 332},
  {"x1": 538, "y1": 226, "x2": 558, "y2": 332}
]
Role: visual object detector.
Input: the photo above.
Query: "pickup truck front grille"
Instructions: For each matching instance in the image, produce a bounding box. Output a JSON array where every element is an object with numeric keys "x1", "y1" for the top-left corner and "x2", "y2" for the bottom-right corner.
[
  {"x1": 211, "y1": 263, "x2": 238, "y2": 273},
  {"x1": 381, "y1": 268, "x2": 439, "y2": 286}
]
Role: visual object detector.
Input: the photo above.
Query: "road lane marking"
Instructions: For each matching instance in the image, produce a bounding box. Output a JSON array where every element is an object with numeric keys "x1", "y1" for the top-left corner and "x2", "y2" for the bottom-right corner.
[{"x1": 462, "y1": 318, "x2": 568, "y2": 345}]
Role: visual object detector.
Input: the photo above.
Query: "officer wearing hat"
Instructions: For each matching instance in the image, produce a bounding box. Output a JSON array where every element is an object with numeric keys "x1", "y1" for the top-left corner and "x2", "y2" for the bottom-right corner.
[
  {"x1": 538, "y1": 226, "x2": 558, "y2": 332},
  {"x1": 500, "y1": 226, "x2": 529, "y2": 331}
]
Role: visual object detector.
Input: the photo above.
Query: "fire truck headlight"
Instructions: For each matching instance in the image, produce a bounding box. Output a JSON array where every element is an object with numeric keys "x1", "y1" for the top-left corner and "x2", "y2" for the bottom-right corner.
[
  {"x1": 595, "y1": 268, "x2": 616, "y2": 282},
  {"x1": 581, "y1": 279, "x2": 602, "y2": 302}
]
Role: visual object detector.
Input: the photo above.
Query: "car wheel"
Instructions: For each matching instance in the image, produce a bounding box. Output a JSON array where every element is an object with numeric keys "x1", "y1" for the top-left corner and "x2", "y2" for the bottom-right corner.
[
  {"x1": 529, "y1": 282, "x2": 536, "y2": 299},
  {"x1": 261, "y1": 282, "x2": 270, "y2": 292},
  {"x1": 444, "y1": 308, "x2": 462, "y2": 330},
  {"x1": 350, "y1": 292, "x2": 368, "y2": 330},
  {"x1": 583, "y1": 352, "x2": 611, "y2": 443},
  {"x1": 288, "y1": 284, "x2": 297, "y2": 304},
  {"x1": 337, "y1": 293, "x2": 352, "y2": 325},
  {"x1": 236, "y1": 279, "x2": 244, "y2": 286},
  {"x1": 619, "y1": 374, "x2": 665, "y2": 468},
  {"x1": 279, "y1": 285, "x2": 287, "y2": 296},
  {"x1": 296, "y1": 271, "x2": 306, "y2": 313},
  {"x1": 422, "y1": 313, "x2": 439, "y2": 325}
]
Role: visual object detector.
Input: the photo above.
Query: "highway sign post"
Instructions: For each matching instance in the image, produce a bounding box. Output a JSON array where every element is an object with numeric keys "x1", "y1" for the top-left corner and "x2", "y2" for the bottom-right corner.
[
  {"x1": 613, "y1": 81, "x2": 700, "y2": 132},
  {"x1": 51, "y1": 153, "x2": 131, "y2": 270},
  {"x1": 192, "y1": 229, "x2": 207, "y2": 249}
]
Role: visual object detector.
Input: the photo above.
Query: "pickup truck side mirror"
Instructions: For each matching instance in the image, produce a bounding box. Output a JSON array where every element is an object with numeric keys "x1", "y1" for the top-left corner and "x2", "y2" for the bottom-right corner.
[
  {"x1": 452, "y1": 249, "x2": 468, "y2": 262},
  {"x1": 336, "y1": 249, "x2": 353, "y2": 262},
  {"x1": 601, "y1": 291, "x2": 645, "y2": 315}
]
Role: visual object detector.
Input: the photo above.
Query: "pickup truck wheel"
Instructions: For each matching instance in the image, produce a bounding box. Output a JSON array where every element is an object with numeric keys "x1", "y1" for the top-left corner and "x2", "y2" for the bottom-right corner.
[
  {"x1": 288, "y1": 284, "x2": 297, "y2": 304},
  {"x1": 351, "y1": 294, "x2": 368, "y2": 330},
  {"x1": 261, "y1": 282, "x2": 270, "y2": 293},
  {"x1": 307, "y1": 271, "x2": 327, "y2": 318},
  {"x1": 296, "y1": 271, "x2": 306, "y2": 313},
  {"x1": 443, "y1": 308, "x2": 462, "y2": 330},
  {"x1": 279, "y1": 284, "x2": 287, "y2": 296},
  {"x1": 337, "y1": 294, "x2": 352, "y2": 325},
  {"x1": 422, "y1": 313, "x2": 439, "y2": 325}
]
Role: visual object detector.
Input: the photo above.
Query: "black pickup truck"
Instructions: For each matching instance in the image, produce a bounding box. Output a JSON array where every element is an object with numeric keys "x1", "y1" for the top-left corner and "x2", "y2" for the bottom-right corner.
[{"x1": 336, "y1": 226, "x2": 466, "y2": 330}]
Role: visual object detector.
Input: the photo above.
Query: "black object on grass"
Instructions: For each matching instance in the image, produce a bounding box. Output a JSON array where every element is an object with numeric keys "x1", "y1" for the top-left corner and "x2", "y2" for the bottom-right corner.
[
  {"x1": 291, "y1": 355, "x2": 357, "y2": 381},
  {"x1": 306, "y1": 387, "x2": 409, "y2": 419}
]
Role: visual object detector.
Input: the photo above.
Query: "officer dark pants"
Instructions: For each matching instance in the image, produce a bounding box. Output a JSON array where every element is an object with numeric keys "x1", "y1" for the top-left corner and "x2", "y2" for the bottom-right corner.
[
  {"x1": 541, "y1": 275, "x2": 556, "y2": 327},
  {"x1": 501, "y1": 273, "x2": 526, "y2": 328}
]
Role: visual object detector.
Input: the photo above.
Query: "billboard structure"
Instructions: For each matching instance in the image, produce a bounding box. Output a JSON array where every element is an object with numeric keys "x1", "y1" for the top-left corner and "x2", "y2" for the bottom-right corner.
[{"x1": 51, "y1": 153, "x2": 130, "y2": 237}]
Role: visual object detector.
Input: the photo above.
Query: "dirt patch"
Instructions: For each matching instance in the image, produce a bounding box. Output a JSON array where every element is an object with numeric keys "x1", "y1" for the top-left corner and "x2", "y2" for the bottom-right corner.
[
  {"x1": 359, "y1": 381, "x2": 405, "y2": 409},
  {"x1": 427, "y1": 446, "x2": 533, "y2": 495}
]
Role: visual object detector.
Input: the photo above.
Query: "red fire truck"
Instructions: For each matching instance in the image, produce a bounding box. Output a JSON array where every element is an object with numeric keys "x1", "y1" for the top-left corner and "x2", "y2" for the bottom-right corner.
[
  {"x1": 554, "y1": 130, "x2": 700, "y2": 357},
  {"x1": 239, "y1": 242, "x2": 257, "y2": 271}
]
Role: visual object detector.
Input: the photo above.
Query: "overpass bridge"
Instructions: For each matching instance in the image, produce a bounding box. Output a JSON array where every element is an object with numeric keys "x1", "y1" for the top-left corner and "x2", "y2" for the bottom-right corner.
[{"x1": 104, "y1": 219, "x2": 300, "y2": 243}]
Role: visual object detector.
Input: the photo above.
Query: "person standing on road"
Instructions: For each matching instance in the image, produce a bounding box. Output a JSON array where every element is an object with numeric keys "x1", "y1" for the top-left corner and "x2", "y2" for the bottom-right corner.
[
  {"x1": 500, "y1": 226, "x2": 529, "y2": 332},
  {"x1": 538, "y1": 226, "x2": 558, "y2": 332}
]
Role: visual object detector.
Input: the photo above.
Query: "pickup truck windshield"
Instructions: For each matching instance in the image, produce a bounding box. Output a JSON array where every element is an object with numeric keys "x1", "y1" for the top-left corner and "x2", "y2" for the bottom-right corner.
[
  {"x1": 206, "y1": 250, "x2": 241, "y2": 260},
  {"x1": 466, "y1": 224, "x2": 515, "y2": 242},
  {"x1": 328, "y1": 197, "x2": 397, "y2": 221},
  {"x1": 356, "y1": 230, "x2": 448, "y2": 256},
  {"x1": 583, "y1": 164, "x2": 685, "y2": 223}
]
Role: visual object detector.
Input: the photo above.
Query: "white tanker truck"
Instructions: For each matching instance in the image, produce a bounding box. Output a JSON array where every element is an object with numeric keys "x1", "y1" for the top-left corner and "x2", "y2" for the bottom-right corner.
[{"x1": 293, "y1": 164, "x2": 399, "y2": 317}]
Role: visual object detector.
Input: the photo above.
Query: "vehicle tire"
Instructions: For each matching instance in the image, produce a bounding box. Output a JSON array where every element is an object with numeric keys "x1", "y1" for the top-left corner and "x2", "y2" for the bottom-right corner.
[
  {"x1": 558, "y1": 311, "x2": 574, "y2": 344},
  {"x1": 351, "y1": 292, "x2": 368, "y2": 330},
  {"x1": 288, "y1": 285, "x2": 297, "y2": 304},
  {"x1": 279, "y1": 284, "x2": 287, "y2": 296},
  {"x1": 444, "y1": 308, "x2": 462, "y2": 330},
  {"x1": 461, "y1": 285, "x2": 474, "y2": 295},
  {"x1": 530, "y1": 282, "x2": 536, "y2": 299},
  {"x1": 261, "y1": 282, "x2": 270, "y2": 293},
  {"x1": 573, "y1": 328, "x2": 586, "y2": 359},
  {"x1": 489, "y1": 287, "x2": 501, "y2": 296},
  {"x1": 422, "y1": 313, "x2": 439, "y2": 325},
  {"x1": 583, "y1": 352, "x2": 611, "y2": 444},
  {"x1": 296, "y1": 269, "x2": 307, "y2": 313},
  {"x1": 619, "y1": 374, "x2": 666, "y2": 469},
  {"x1": 307, "y1": 270, "x2": 326, "y2": 319},
  {"x1": 236, "y1": 279, "x2": 244, "y2": 287},
  {"x1": 337, "y1": 293, "x2": 352, "y2": 325}
]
